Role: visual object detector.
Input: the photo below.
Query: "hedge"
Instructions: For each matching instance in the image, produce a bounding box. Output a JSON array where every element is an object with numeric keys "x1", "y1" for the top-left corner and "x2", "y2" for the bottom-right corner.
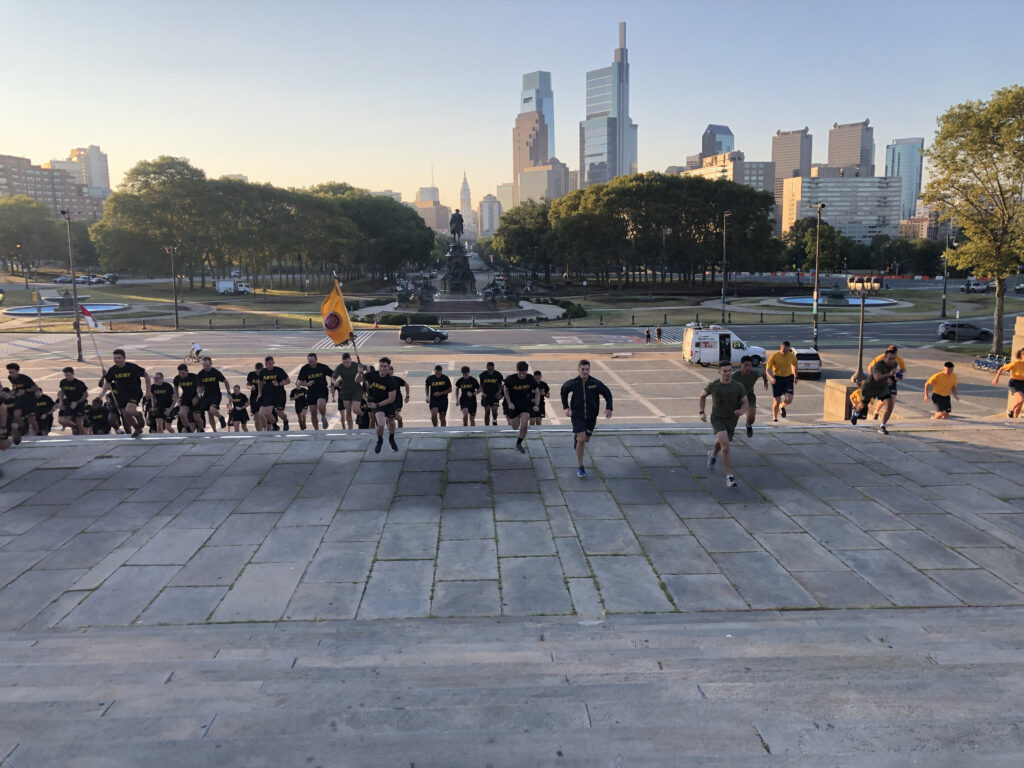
[{"x1": 375, "y1": 312, "x2": 439, "y2": 325}]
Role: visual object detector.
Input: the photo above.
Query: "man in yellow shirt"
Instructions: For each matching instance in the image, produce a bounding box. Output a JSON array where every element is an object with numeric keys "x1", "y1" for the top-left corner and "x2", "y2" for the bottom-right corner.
[
  {"x1": 870, "y1": 345, "x2": 907, "y2": 419},
  {"x1": 765, "y1": 340, "x2": 798, "y2": 422},
  {"x1": 923, "y1": 362, "x2": 958, "y2": 419},
  {"x1": 992, "y1": 347, "x2": 1024, "y2": 419}
]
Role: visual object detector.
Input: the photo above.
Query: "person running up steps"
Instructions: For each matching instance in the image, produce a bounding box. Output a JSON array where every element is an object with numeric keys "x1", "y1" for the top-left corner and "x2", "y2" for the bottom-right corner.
[
  {"x1": 850, "y1": 347, "x2": 898, "y2": 434},
  {"x1": 173, "y1": 364, "x2": 203, "y2": 432},
  {"x1": 6, "y1": 363, "x2": 37, "y2": 442},
  {"x1": 479, "y1": 362, "x2": 504, "y2": 426},
  {"x1": 148, "y1": 373, "x2": 175, "y2": 433},
  {"x1": 297, "y1": 353, "x2": 333, "y2": 430},
  {"x1": 425, "y1": 365, "x2": 452, "y2": 427},
  {"x1": 992, "y1": 347, "x2": 1024, "y2": 419},
  {"x1": 560, "y1": 359, "x2": 613, "y2": 479},
  {"x1": 870, "y1": 346, "x2": 907, "y2": 419},
  {"x1": 197, "y1": 357, "x2": 231, "y2": 432},
  {"x1": 699, "y1": 362, "x2": 749, "y2": 488},
  {"x1": 924, "y1": 362, "x2": 958, "y2": 419},
  {"x1": 504, "y1": 361, "x2": 540, "y2": 454},
  {"x1": 456, "y1": 366, "x2": 480, "y2": 426},
  {"x1": 57, "y1": 367, "x2": 88, "y2": 435},
  {"x1": 733, "y1": 355, "x2": 768, "y2": 438},
  {"x1": 247, "y1": 362, "x2": 264, "y2": 429},
  {"x1": 333, "y1": 352, "x2": 362, "y2": 430},
  {"x1": 0, "y1": 388, "x2": 15, "y2": 468},
  {"x1": 361, "y1": 357, "x2": 399, "y2": 453},
  {"x1": 228, "y1": 385, "x2": 250, "y2": 431},
  {"x1": 766, "y1": 341, "x2": 798, "y2": 422},
  {"x1": 100, "y1": 349, "x2": 151, "y2": 438},
  {"x1": 257, "y1": 356, "x2": 291, "y2": 432},
  {"x1": 531, "y1": 371, "x2": 550, "y2": 426}
]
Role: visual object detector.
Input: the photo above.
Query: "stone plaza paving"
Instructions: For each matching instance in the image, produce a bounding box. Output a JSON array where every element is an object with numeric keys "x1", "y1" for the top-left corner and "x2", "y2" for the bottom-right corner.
[{"x1": 1, "y1": 423, "x2": 1024, "y2": 764}]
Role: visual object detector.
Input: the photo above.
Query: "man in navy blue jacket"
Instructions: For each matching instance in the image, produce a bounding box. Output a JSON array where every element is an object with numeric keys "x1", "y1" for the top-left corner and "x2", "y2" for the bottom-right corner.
[{"x1": 560, "y1": 359, "x2": 613, "y2": 479}]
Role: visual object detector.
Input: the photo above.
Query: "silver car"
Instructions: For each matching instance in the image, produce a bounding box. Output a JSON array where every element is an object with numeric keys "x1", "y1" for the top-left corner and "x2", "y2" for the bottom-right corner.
[{"x1": 937, "y1": 321, "x2": 993, "y2": 342}]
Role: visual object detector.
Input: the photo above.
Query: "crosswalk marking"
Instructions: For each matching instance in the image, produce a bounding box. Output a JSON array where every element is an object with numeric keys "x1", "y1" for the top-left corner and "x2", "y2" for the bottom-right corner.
[
  {"x1": 311, "y1": 331, "x2": 375, "y2": 350},
  {"x1": 633, "y1": 326, "x2": 685, "y2": 343}
]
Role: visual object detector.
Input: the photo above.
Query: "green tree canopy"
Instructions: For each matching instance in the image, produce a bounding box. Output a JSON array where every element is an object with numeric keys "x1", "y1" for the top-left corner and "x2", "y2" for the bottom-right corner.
[{"x1": 0, "y1": 196, "x2": 64, "y2": 274}]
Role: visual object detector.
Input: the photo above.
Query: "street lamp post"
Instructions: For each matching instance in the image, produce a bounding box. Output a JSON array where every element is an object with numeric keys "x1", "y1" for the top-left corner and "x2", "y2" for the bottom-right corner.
[
  {"x1": 812, "y1": 202, "x2": 826, "y2": 351},
  {"x1": 847, "y1": 275, "x2": 883, "y2": 383},
  {"x1": 164, "y1": 246, "x2": 180, "y2": 331},
  {"x1": 941, "y1": 228, "x2": 957, "y2": 319},
  {"x1": 59, "y1": 210, "x2": 84, "y2": 362},
  {"x1": 720, "y1": 211, "x2": 731, "y2": 324}
]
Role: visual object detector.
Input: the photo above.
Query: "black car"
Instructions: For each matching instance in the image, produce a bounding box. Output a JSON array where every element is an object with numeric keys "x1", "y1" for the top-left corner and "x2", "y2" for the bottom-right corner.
[
  {"x1": 1014, "y1": 283, "x2": 1023, "y2": 294},
  {"x1": 399, "y1": 324, "x2": 448, "y2": 344},
  {"x1": 937, "y1": 321, "x2": 993, "y2": 342}
]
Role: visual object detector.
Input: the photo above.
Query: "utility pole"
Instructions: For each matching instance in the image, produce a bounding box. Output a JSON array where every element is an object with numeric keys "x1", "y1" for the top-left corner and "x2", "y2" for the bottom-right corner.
[
  {"x1": 720, "y1": 211, "x2": 731, "y2": 324},
  {"x1": 60, "y1": 210, "x2": 84, "y2": 362},
  {"x1": 812, "y1": 203, "x2": 826, "y2": 351}
]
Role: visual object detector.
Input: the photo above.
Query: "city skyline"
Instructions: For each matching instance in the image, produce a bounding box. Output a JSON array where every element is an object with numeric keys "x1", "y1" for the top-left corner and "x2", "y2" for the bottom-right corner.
[{"x1": 3, "y1": 1, "x2": 1021, "y2": 210}]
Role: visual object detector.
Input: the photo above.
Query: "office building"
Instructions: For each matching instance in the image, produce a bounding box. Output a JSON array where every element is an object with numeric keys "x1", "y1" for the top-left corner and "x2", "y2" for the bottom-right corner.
[
  {"x1": 521, "y1": 71, "x2": 555, "y2": 160},
  {"x1": 701, "y1": 125, "x2": 734, "y2": 158},
  {"x1": 900, "y1": 202, "x2": 952, "y2": 241},
  {"x1": 518, "y1": 157, "x2": 570, "y2": 203},
  {"x1": 372, "y1": 189, "x2": 402, "y2": 201},
  {"x1": 416, "y1": 187, "x2": 440, "y2": 204},
  {"x1": 686, "y1": 153, "x2": 702, "y2": 170},
  {"x1": 680, "y1": 151, "x2": 775, "y2": 194},
  {"x1": 458, "y1": 173, "x2": 477, "y2": 238},
  {"x1": 0, "y1": 153, "x2": 104, "y2": 219},
  {"x1": 478, "y1": 194, "x2": 502, "y2": 238},
  {"x1": 496, "y1": 183, "x2": 515, "y2": 212},
  {"x1": 781, "y1": 175, "x2": 902, "y2": 244},
  {"x1": 568, "y1": 169, "x2": 581, "y2": 192},
  {"x1": 885, "y1": 137, "x2": 924, "y2": 220},
  {"x1": 412, "y1": 185, "x2": 451, "y2": 232},
  {"x1": 827, "y1": 119, "x2": 875, "y2": 177},
  {"x1": 513, "y1": 110, "x2": 549, "y2": 205},
  {"x1": 43, "y1": 145, "x2": 111, "y2": 199},
  {"x1": 579, "y1": 22, "x2": 638, "y2": 188}
]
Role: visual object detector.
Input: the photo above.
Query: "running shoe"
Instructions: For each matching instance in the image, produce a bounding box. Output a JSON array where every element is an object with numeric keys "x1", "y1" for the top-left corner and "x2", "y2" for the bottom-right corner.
[
  {"x1": 780, "y1": 406, "x2": 787, "y2": 418},
  {"x1": 388, "y1": 435, "x2": 398, "y2": 452},
  {"x1": 878, "y1": 424, "x2": 889, "y2": 435},
  {"x1": 577, "y1": 467, "x2": 586, "y2": 479},
  {"x1": 850, "y1": 410, "x2": 859, "y2": 425},
  {"x1": 1009, "y1": 411, "x2": 1015, "y2": 419},
  {"x1": 772, "y1": 417, "x2": 778, "y2": 423},
  {"x1": 516, "y1": 442, "x2": 526, "y2": 454},
  {"x1": 706, "y1": 451, "x2": 716, "y2": 470},
  {"x1": 282, "y1": 419, "x2": 290, "y2": 432},
  {"x1": 726, "y1": 475, "x2": 737, "y2": 488},
  {"x1": 131, "y1": 428, "x2": 142, "y2": 439},
  {"x1": 872, "y1": 412, "x2": 879, "y2": 420},
  {"x1": 12, "y1": 431, "x2": 20, "y2": 446},
  {"x1": 219, "y1": 416, "x2": 226, "y2": 428},
  {"x1": 374, "y1": 437, "x2": 383, "y2": 454},
  {"x1": 322, "y1": 416, "x2": 329, "y2": 429},
  {"x1": 745, "y1": 423, "x2": 753, "y2": 438}
]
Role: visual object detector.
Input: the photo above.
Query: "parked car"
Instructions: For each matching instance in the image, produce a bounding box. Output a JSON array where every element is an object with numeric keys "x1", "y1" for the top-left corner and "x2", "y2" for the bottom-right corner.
[
  {"x1": 960, "y1": 280, "x2": 991, "y2": 293},
  {"x1": 1014, "y1": 283, "x2": 1023, "y2": 295},
  {"x1": 794, "y1": 348, "x2": 822, "y2": 379},
  {"x1": 53, "y1": 275, "x2": 73, "y2": 284},
  {"x1": 937, "y1": 321, "x2": 993, "y2": 342},
  {"x1": 74, "y1": 275, "x2": 91, "y2": 284},
  {"x1": 399, "y1": 324, "x2": 448, "y2": 344},
  {"x1": 87, "y1": 276, "x2": 108, "y2": 285},
  {"x1": 102, "y1": 273, "x2": 120, "y2": 284}
]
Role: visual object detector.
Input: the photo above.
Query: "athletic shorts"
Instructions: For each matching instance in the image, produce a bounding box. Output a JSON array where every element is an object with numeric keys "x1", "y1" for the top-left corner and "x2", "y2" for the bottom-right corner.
[
  {"x1": 307, "y1": 388, "x2": 329, "y2": 404},
  {"x1": 535, "y1": 402, "x2": 546, "y2": 418},
  {"x1": 429, "y1": 396, "x2": 448, "y2": 413},
  {"x1": 745, "y1": 394, "x2": 756, "y2": 408},
  {"x1": 481, "y1": 392, "x2": 500, "y2": 407},
  {"x1": 710, "y1": 416, "x2": 738, "y2": 440},
  {"x1": 294, "y1": 401, "x2": 308, "y2": 415},
  {"x1": 262, "y1": 389, "x2": 286, "y2": 410},
  {"x1": 571, "y1": 415, "x2": 597, "y2": 436},
  {"x1": 115, "y1": 392, "x2": 140, "y2": 411},
  {"x1": 229, "y1": 409, "x2": 249, "y2": 424},
  {"x1": 860, "y1": 379, "x2": 891, "y2": 404},
  {"x1": 15, "y1": 394, "x2": 35, "y2": 415},
  {"x1": 1009, "y1": 379, "x2": 1024, "y2": 394},
  {"x1": 502, "y1": 400, "x2": 513, "y2": 418},
  {"x1": 249, "y1": 393, "x2": 260, "y2": 414},
  {"x1": 370, "y1": 403, "x2": 396, "y2": 419},
  {"x1": 771, "y1": 375, "x2": 794, "y2": 398},
  {"x1": 931, "y1": 393, "x2": 952, "y2": 413},
  {"x1": 197, "y1": 393, "x2": 221, "y2": 412},
  {"x1": 59, "y1": 403, "x2": 85, "y2": 419},
  {"x1": 459, "y1": 397, "x2": 477, "y2": 415},
  {"x1": 509, "y1": 403, "x2": 535, "y2": 419},
  {"x1": 339, "y1": 385, "x2": 363, "y2": 403}
]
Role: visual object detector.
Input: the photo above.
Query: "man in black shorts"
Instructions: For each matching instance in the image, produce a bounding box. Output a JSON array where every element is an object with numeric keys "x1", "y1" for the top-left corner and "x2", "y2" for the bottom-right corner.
[
  {"x1": 85, "y1": 397, "x2": 112, "y2": 435},
  {"x1": 6, "y1": 362, "x2": 37, "y2": 441},
  {"x1": 333, "y1": 352, "x2": 362, "y2": 430},
  {"x1": 455, "y1": 366, "x2": 480, "y2": 426},
  {"x1": 732, "y1": 355, "x2": 768, "y2": 438},
  {"x1": 228, "y1": 385, "x2": 250, "y2": 431},
  {"x1": 766, "y1": 340, "x2": 798, "y2": 422},
  {"x1": 478, "y1": 362, "x2": 503, "y2": 426},
  {"x1": 147, "y1": 372, "x2": 175, "y2": 433},
  {"x1": 246, "y1": 362, "x2": 264, "y2": 428},
  {"x1": 425, "y1": 364, "x2": 452, "y2": 427},
  {"x1": 850, "y1": 348, "x2": 898, "y2": 435},
  {"x1": 361, "y1": 357, "x2": 398, "y2": 453},
  {"x1": 173, "y1": 363, "x2": 203, "y2": 433},
  {"x1": 503, "y1": 360, "x2": 540, "y2": 453},
  {"x1": 560, "y1": 359, "x2": 613, "y2": 478},
  {"x1": 0, "y1": 388, "x2": 15, "y2": 464},
  {"x1": 699, "y1": 362, "x2": 749, "y2": 488},
  {"x1": 257, "y1": 355, "x2": 290, "y2": 431},
  {"x1": 33, "y1": 386, "x2": 56, "y2": 435},
  {"x1": 297, "y1": 353, "x2": 333, "y2": 430},
  {"x1": 100, "y1": 349, "x2": 150, "y2": 438},
  {"x1": 290, "y1": 385, "x2": 310, "y2": 430},
  {"x1": 197, "y1": 356, "x2": 231, "y2": 432},
  {"x1": 531, "y1": 370, "x2": 550, "y2": 426},
  {"x1": 57, "y1": 366, "x2": 89, "y2": 435},
  {"x1": 390, "y1": 369, "x2": 410, "y2": 428}
]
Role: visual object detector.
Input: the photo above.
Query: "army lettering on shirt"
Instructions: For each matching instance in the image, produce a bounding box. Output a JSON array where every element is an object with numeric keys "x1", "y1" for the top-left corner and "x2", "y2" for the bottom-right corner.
[
  {"x1": 247, "y1": 369, "x2": 261, "y2": 397},
  {"x1": 173, "y1": 372, "x2": 200, "y2": 403},
  {"x1": 59, "y1": 378, "x2": 88, "y2": 407},
  {"x1": 230, "y1": 392, "x2": 249, "y2": 412},
  {"x1": 198, "y1": 367, "x2": 227, "y2": 394},
  {"x1": 87, "y1": 405, "x2": 110, "y2": 433},
  {"x1": 259, "y1": 366, "x2": 288, "y2": 392},
  {"x1": 426, "y1": 373, "x2": 452, "y2": 397},
  {"x1": 363, "y1": 370, "x2": 397, "y2": 405},
  {"x1": 149, "y1": 382, "x2": 175, "y2": 410},
  {"x1": 8, "y1": 373, "x2": 36, "y2": 397},
  {"x1": 298, "y1": 363, "x2": 333, "y2": 397},
  {"x1": 456, "y1": 376, "x2": 480, "y2": 401},
  {"x1": 105, "y1": 363, "x2": 146, "y2": 400},
  {"x1": 35, "y1": 394, "x2": 55, "y2": 416},
  {"x1": 504, "y1": 374, "x2": 538, "y2": 408},
  {"x1": 479, "y1": 369, "x2": 503, "y2": 396},
  {"x1": 290, "y1": 387, "x2": 309, "y2": 412}
]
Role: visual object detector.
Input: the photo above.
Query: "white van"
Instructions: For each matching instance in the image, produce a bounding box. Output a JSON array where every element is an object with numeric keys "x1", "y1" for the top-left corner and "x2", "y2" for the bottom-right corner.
[{"x1": 681, "y1": 323, "x2": 767, "y2": 367}]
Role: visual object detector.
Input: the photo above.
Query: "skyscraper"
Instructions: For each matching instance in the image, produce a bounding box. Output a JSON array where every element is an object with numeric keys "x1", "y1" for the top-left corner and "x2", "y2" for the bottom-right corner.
[
  {"x1": 513, "y1": 111, "x2": 549, "y2": 206},
  {"x1": 42, "y1": 145, "x2": 111, "y2": 199},
  {"x1": 701, "y1": 125, "x2": 734, "y2": 158},
  {"x1": 885, "y1": 137, "x2": 924, "y2": 220},
  {"x1": 459, "y1": 173, "x2": 477, "y2": 238},
  {"x1": 460, "y1": 173, "x2": 471, "y2": 214},
  {"x1": 579, "y1": 22, "x2": 638, "y2": 188},
  {"x1": 828, "y1": 119, "x2": 875, "y2": 177},
  {"x1": 478, "y1": 194, "x2": 502, "y2": 238},
  {"x1": 771, "y1": 127, "x2": 812, "y2": 233},
  {"x1": 521, "y1": 71, "x2": 555, "y2": 160},
  {"x1": 496, "y1": 183, "x2": 515, "y2": 212}
]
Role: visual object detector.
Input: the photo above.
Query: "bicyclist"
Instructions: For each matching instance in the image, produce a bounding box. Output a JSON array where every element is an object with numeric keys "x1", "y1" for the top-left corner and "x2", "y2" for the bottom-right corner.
[{"x1": 189, "y1": 341, "x2": 202, "y2": 361}]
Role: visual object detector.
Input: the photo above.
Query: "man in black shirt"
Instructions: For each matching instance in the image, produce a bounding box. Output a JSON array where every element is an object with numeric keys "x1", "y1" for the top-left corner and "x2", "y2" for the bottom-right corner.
[
  {"x1": 0, "y1": 388, "x2": 15, "y2": 461},
  {"x1": 478, "y1": 362, "x2": 503, "y2": 426},
  {"x1": 290, "y1": 386, "x2": 310, "y2": 430},
  {"x1": 197, "y1": 356, "x2": 231, "y2": 432},
  {"x1": 148, "y1": 372, "x2": 175, "y2": 433},
  {"x1": 455, "y1": 366, "x2": 480, "y2": 426},
  {"x1": 560, "y1": 359, "x2": 614, "y2": 479},
  {"x1": 360, "y1": 357, "x2": 398, "y2": 453},
  {"x1": 57, "y1": 366, "x2": 89, "y2": 435},
  {"x1": 257, "y1": 355, "x2": 290, "y2": 431},
  {"x1": 531, "y1": 370, "x2": 551, "y2": 426},
  {"x1": 425, "y1": 364, "x2": 452, "y2": 427},
  {"x1": 391, "y1": 372, "x2": 410, "y2": 428},
  {"x1": 228, "y1": 385, "x2": 250, "y2": 432},
  {"x1": 503, "y1": 360, "x2": 540, "y2": 453},
  {"x1": 247, "y1": 362, "x2": 264, "y2": 427},
  {"x1": 85, "y1": 397, "x2": 111, "y2": 435},
  {"x1": 297, "y1": 353, "x2": 333, "y2": 430},
  {"x1": 33, "y1": 386, "x2": 56, "y2": 435},
  {"x1": 6, "y1": 362, "x2": 37, "y2": 440},
  {"x1": 173, "y1": 363, "x2": 203, "y2": 433},
  {"x1": 100, "y1": 349, "x2": 150, "y2": 438}
]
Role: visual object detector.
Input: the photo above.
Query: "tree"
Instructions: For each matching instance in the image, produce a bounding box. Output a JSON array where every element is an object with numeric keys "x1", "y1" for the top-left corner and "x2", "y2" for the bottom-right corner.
[
  {"x1": 801, "y1": 220, "x2": 843, "y2": 272},
  {"x1": 0, "y1": 196, "x2": 64, "y2": 276},
  {"x1": 492, "y1": 200, "x2": 553, "y2": 282},
  {"x1": 922, "y1": 85, "x2": 1024, "y2": 353}
]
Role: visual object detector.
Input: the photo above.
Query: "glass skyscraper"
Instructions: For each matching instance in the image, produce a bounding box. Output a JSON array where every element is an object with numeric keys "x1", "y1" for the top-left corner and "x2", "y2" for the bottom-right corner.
[
  {"x1": 521, "y1": 71, "x2": 555, "y2": 160},
  {"x1": 579, "y1": 22, "x2": 637, "y2": 188},
  {"x1": 884, "y1": 137, "x2": 924, "y2": 220}
]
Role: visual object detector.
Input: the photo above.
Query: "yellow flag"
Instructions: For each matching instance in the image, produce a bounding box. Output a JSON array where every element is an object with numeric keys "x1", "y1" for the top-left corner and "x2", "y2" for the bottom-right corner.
[{"x1": 320, "y1": 280, "x2": 354, "y2": 345}]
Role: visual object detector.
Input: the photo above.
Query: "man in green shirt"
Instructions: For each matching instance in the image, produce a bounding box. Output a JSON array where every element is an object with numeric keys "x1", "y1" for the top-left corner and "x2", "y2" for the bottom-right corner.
[
  {"x1": 332, "y1": 352, "x2": 362, "y2": 430},
  {"x1": 851, "y1": 348, "x2": 898, "y2": 435},
  {"x1": 699, "y1": 362, "x2": 749, "y2": 488},
  {"x1": 732, "y1": 355, "x2": 768, "y2": 438}
]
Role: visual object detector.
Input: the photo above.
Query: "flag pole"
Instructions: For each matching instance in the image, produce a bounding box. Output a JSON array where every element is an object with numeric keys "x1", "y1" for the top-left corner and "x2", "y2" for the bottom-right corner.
[{"x1": 333, "y1": 272, "x2": 361, "y2": 366}]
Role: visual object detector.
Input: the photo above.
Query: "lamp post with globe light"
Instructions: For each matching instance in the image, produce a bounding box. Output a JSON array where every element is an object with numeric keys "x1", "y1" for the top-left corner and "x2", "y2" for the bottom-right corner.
[{"x1": 847, "y1": 275, "x2": 883, "y2": 382}]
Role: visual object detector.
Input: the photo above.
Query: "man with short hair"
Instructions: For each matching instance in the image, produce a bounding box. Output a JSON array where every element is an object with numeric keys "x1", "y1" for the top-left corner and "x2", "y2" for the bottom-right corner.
[
  {"x1": 228, "y1": 385, "x2": 250, "y2": 431},
  {"x1": 247, "y1": 362, "x2": 265, "y2": 429},
  {"x1": 455, "y1": 366, "x2": 480, "y2": 426},
  {"x1": 478, "y1": 362, "x2": 504, "y2": 426},
  {"x1": 333, "y1": 352, "x2": 362, "y2": 430},
  {"x1": 503, "y1": 361, "x2": 540, "y2": 453},
  {"x1": 99, "y1": 349, "x2": 150, "y2": 438},
  {"x1": 6, "y1": 363, "x2": 37, "y2": 440},
  {"x1": 85, "y1": 397, "x2": 112, "y2": 435},
  {"x1": 172, "y1": 364, "x2": 203, "y2": 432},
  {"x1": 732, "y1": 355, "x2": 769, "y2": 438},
  {"x1": 57, "y1": 366, "x2": 88, "y2": 435},
  {"x1": 699, "y1": 362, "x2": 749, "y2": 488},
  {"x1": 924, "y1": 362, "x2": 958, "y2": 419},
  {"x1": 361, "y1": 357, "x2": 398, "y2": 453},
  {"x1": 148, "y1": 372, "x2": 175, "y2": 433},
  {"x1": 196, "y1": 356, "x2": 231, "y2": 432},
  {"x1": 851, "y1": 348, "x2": 898, "y2": 434},
  {"x1": 765, "y1": 341, "x2": 798, "y2": 422},
  {"x1": 870, "y1": 346, "x2": 907, "y2": 419},
  {"x1": 298, "y1": 352, "x2": 333, "y2": 430},
  {"x1": 33, "y1": 386, "x2": 56, "y2": 435},
  {"x1": 560, "y1": 359, "x2": 613, "y2": 479},
  {"x1": 391, "y1": 369, "x2": 410, "y2": 428},
  {"x1": 531, "y1": 371, "x2": 550, "y2": 426},
  {"x1": 425, "y1": 365, "x2": 452, "y2": 427},
  {"x1": 257, "y1": 356, "x2": 290, "y2": 431},
  {"x1": 290, "y1": 385, "x2": 310, "y2": 430}
]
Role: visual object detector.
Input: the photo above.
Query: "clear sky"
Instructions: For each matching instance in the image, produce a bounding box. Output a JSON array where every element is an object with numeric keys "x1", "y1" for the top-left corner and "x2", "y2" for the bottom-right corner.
[{"x1": 4, "y1": 0, "x2": 1021, "y2": 210}]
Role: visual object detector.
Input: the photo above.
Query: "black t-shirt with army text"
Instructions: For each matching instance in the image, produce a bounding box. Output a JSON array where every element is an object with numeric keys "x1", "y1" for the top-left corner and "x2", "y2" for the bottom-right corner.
[
  {"x1": 104, "y1": 363, "x2": 146, "y2": 400},
  {"x1": 230, "y1": 392, "x2": 249, "y2": 412},
  {"x1": 198, "y1": 367, "x2": 227, "y2": 395},
  {"x1": 456, "y1": 376, "x2": 480, "y2": 402},
  {"x1": 173, "y1": 372, "x2": 200, "y2": 402},
  {"x1": 364, "y1": 370, "x2": 397, "y2": 405},
  {"x1": 426, "y1": 374, "x2": 452, "y2": 399},
  {"x1": 149, "y1": 382, "x2": 175, "y2": 410},
  {"x1": 479, "y1": 369, "x2": 503, "y2": 395},
  {"x1": 504, "y1": 374, "x2": 538, "y2": 408},
  {"x1": 259, "y1": 366, "x2": 288, "y2": 394},
  {"x1": 298, "y1": 363, "x2": 332, "y2": 396},
  {"x1": 59, "y1": 378, "x2": 88, "y2": 406}
]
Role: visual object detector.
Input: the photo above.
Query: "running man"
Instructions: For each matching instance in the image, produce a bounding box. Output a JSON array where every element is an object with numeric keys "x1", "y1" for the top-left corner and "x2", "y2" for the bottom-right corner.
[
  {"x1": 100, "y1": 349, "x2": 150, "y2": 438},
  {"x1": 870, "y1": 346, "x2": 907, "y2": 419},
  {"x1": 361, "y1": 357, "x2": 399, "y2": 453},
  {"x1": 391, "y1": 370, "x2": 410, "y2": 428},
  {"x1": 766, "y1": 340, "x2": 798, "y2": 422},
  {"x1": 6, "y1": 363, "x2": 37, "y2": 441},
  {"x1": 560, "y1": 359, "x2": 613, "y2": 479},
  {"x1": 332, "y1": 352, "x2": 362, "y2": 430},
  {"x1": 699, "y1": 362, "x2": 749, "y2": 488},
  {"x1": 172, "y1": 364, "x2": 203, "y2": 432},
  {"x1": 257, "y1": 356, "x2": 291, "y2": 431},
  {"x1": 148, "y1": 373, "x2": 175, "y2": 433},
  {"x1": 924, "y1": 361, "x2": 958, "y2": 420},
  {"x1": 85, "y1": 397, "x2": 112, "y2": 435},
  {"x1": 425, "y1": 365, "x2": 452, "y2": 427},
  {"x1": 228, "y1": 385, "x2": 250, "y2": 431},
  {"x1": 57, "y1": 366, "x2": 89, "y2": 435},
  {"x1": 732, "y1": 355, "x2": 769, "y2": 438},
  {"x1": 197, "y1": 357, "x2": 231, "y2": 431},
  {"x1": 503, "y1": 360, "x2": 541, "y2": 454},
  {"x1": 531, "y1": 370, "x2": 550, "y2": 426},
  {"x1": 297, "y1": 353, "x2": 333, "y2": 430},
  {"x1": 479, "y1": 362, "x2": 504, "y2": 426},
  {"x1": 455, "y1": 366, "x2": 480, "y2": 426},
  {"x1": 33, "y1": 386, "x2": 55, "y2": 436},
  {"x1": 247, "y1": 362, "x2": 264, "y2": 429},
  {"x1": 289, "y1": 385, "x2": 309, "y2": 430},
  {"x1": 992, "y1": 347, "x2": 1024, "y2": 419},
  {"x1": 0, "y1": 388, "x2": 14, "y2": 466},
  {"x1": 850, "y1": 348, "x2": 898, "y2": 434}
]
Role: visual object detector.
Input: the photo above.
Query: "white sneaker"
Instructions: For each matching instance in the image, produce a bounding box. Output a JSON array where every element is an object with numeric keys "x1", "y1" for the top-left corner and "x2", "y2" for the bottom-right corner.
[{"x1": 726, "y1": 475, "x2": 737, "y2": 488}]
